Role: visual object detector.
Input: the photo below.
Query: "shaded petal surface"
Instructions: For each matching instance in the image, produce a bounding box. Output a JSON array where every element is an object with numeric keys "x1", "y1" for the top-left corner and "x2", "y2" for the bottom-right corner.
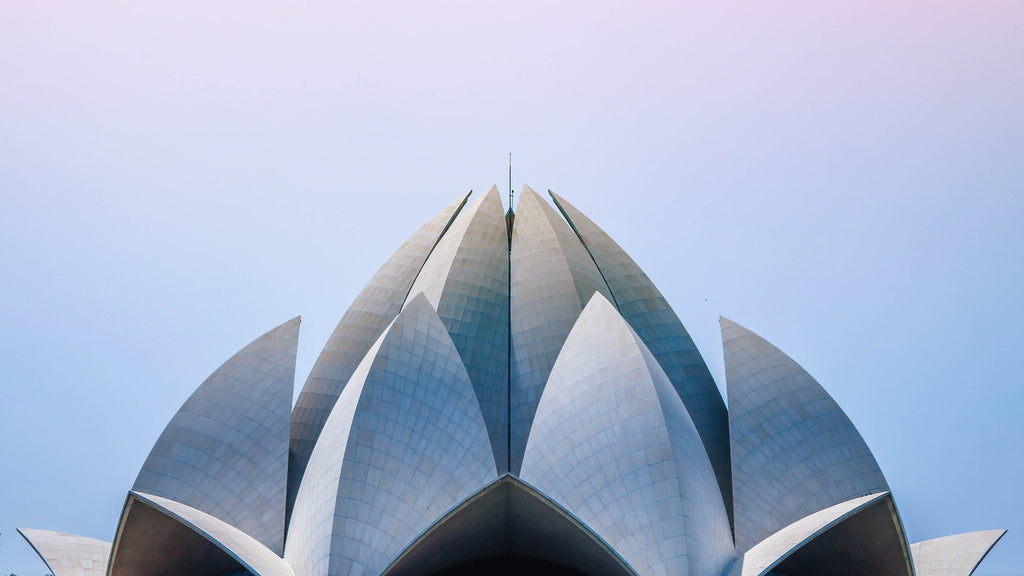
[
  {"x1": 911, "y1": 530, "x2": 1007, "y2": 576},
  {"x1": 17, "y1": 529, "x2": 110, "y2": 576},
  {"x1": 405, "y1": 186, "x2": 509, "y2": 472},
  {"x1": 522, "y1": 295, "x2": 733, "y2": 576},
  {"x1": 509, "y1": 186, "x2": 613, "y2": 473},
  {"x1": 722, "y1": 317, "x2": 889, "y2": 551},
  {"x1": 289, "y1": 192, "x2": 469, "y2": 509},
  {"x1": 134, "y1": 316, "x2": 299, "y2": 554},
  {"x1": 550, "y1": 191, "x2": 732, "y2": 520},
  {"x1": 286, "y1": 295, "x2": 497, "y2": 576}
]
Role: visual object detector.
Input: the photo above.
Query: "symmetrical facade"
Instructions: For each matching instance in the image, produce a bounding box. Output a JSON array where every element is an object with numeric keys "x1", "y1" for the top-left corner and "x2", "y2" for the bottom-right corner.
[{"x1": 19, "y1": 187, "x2": 1005, "y2": 576}]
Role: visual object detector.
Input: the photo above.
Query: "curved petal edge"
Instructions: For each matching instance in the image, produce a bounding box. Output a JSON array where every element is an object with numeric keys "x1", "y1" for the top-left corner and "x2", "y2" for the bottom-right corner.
[
  {"x1": 285, "y1": 294, "x2": 497, "y2": 576},
  {"x1": 289, "y1": 191, "x2": 470, "y2": 509},
  {"x1": 550, "y1": 190, "x2": 733, "y2": 523},
  {"x1": 134, "y1": 316, "x2": 299, "y2": 554},
  {"x1": 17, "y1": 528, "x2": 110, "y2": 576},
  {"x1": 382, "y1": 475, "x2": 636, "y2": 576},
  {"x1": 114, "y1": 491, "x2": 294, "y2": 576},
  {"x1": 911, "y1": 529, "x2": 1007, "y2": 576},
  {"x1": 727, "y1": 492, "x2": 889, "y2": 576},
  {"x1": 722, "y1": 317, "x2": 889, "y2": 551},
  {"x1": 730, "y1": 490, "x2": 913, "y2": 576},
  {"x1": 404, "y1": 186, "x2": 510, "y2": 472},
  {"x1": 509, "y1": 186, "x2": 614, "y2": 473},
  {"x1": 523, "y1": 294, "x2": 733, "y2": 576}
]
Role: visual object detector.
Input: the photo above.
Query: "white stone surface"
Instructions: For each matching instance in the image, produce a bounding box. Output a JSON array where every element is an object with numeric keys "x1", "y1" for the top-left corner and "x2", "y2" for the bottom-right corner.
[
  {"x1": 722, "y1": 317, "x2": 890, "y2": 552},
  {"x1": 550, "y1": 191, "x2": 732, "y2": 518},
  {"x1": 17, "y1": 528, "x2": 110, "y2": 576},
  {"x1": 522, "y1": 294, "x2": 733, "y2": 576},
  {"x1": 286, "y1": 295, "x2": 497, "y2": 576},
  {"x1": 509, "y1": 185, "x2": 613, "y2": 473},
  {"x1": 289, "y1": 192, "x2": 469, "y2": 502},
  {"x1": 404, "y1": 187, "x2": 509, "y2": 472},
  {"x1": 134, "y1": 316, "x2": 299, "y2": 554},
  {"x1": 912, "y1": 530, "x2": 1007, "y2": 576}
]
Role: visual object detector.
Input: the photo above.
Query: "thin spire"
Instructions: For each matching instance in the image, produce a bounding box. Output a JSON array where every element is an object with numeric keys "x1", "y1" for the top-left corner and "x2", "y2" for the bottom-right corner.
[
  {"x1": 508, "y1": 153, "x2": 513, "y2": 210},
  {"x1": 505, "y1": 153, "x2": 515, "y2": 249}
]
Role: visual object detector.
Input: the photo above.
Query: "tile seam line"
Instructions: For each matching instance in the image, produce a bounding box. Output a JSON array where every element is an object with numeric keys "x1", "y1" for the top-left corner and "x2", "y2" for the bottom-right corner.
[
  {"x1": 16, "y1": 529, "x2": 65, "y2": 576},
  {"x1": 547, "y1": 191, "x2": 619, "y2": 309},
  {"x1": 507, "y1": 200, "x2": 512, "y2": 474},
  {"x1": 284, "y1": 190, "x2": 471, "y2": 539},
  {"x1": 400, "y1": 190, "x2": 473, "y2": 306}
]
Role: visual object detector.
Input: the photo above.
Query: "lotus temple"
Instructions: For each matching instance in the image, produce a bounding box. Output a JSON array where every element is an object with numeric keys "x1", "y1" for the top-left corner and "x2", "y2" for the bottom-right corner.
[{"x1": 19, "y1": 186, "x2": 1005, "y2": 576}]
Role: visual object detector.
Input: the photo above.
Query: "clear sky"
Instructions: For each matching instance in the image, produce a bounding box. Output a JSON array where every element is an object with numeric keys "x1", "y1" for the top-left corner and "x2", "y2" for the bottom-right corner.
[{"x1": 1, "y1": 1, "x2": 1022, "y2": 574}]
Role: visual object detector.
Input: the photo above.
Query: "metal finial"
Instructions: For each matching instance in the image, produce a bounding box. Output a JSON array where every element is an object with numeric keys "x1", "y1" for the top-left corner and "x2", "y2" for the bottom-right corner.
[{"x1": 508, "y1": 153, "x2": 513, "y2": 209}]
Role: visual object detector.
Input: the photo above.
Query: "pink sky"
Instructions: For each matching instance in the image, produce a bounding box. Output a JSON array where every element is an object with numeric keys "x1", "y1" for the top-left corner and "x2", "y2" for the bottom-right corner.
[{"x1": 2, "y1": 2, "x2": 1022, "y2": 575}]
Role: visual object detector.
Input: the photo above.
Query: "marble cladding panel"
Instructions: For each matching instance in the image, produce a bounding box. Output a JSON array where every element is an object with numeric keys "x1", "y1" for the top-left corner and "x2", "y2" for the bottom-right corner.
[
  {"x1": 17, "y1": 529, "x2": 111, "y2": 576},
  {"x1": 286, "y1": 320, "x2": 384, "y2": 576},
  {"x1": 509, "y1": 187, "x2": 612, "y2": 473},
  {"x1": 523, "y1": 295, "x2": 731, "y2": 576},
  {"x1": 550, "y1": 191, "x2": 732, "y2": 519},
  {"x1": 722, "y1": 317, "x2": 890, "y2": 552},
  {"x1": 404, "y1": 187, "x2": 509, "y2": 472},
  {"x1": 911, "y1": 530, "x2": 1007, "y2": 576},
  {"x1": 133, "y1": 317, "x2": 299, "y2": 554},
  {"x1": 287, "y1": 295, "x2": 496, "y2": 576},
  {"x1": 289, "y1": 192, "x2": 469, "y2": 501}
]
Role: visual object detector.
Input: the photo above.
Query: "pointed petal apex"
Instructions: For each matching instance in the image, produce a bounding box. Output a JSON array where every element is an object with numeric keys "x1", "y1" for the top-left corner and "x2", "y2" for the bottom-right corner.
[
  {"x1": 911, "y1": 529, "x2": 1007, "y2": 576},
  {"x1": 551, "y1": 192, "x2": 732, "y2": 527},
  {"x1": 724, "y1": 318, "x2": 889, "y2": 551},
  {"x1": 285, "y1": 286, "x2": 496, "y2": 576},
  {"x1": 580, "y1": 288, "x2": 614, "y2": 314},
  {"x1": 509, "y1": 187, "x2": 614, "y2": 473},
  {"x1": 524, "y1": 291, "x2": 733, "y2": 576},
  {"x1": 404, "y1": 290, "x2": 433, "y2": 312},
  {"x1": 290, "y1": 191, "x2": 469, "y2": 509},
  {"x1": 18, "y1": 528, "x2": 111, "y2": 576},
  {"x1": 134, "y1": 318, "x2": 298, "y2": 554},
  {"x1": 403, "y1": 186, "x2": 509, "y2": 471}
]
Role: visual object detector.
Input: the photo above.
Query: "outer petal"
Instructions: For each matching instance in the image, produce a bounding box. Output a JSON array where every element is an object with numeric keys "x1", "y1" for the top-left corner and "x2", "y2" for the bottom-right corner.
[
  {"x1": 404, "y1": 186, "x2": 509, "y2": 472},
  {"x1": 522, "y1": 294, "x2": 733, "y2": 576},
  {"x1": 550, "y1": 191, "x2": 732, "y2": 521},
  {"x1": 110, "y1": 491, "x2": 294, "y2": 576},
  {"x1": 17, "y1": 529, "x2": 110, "y2": 576},
  {"x1": 722, "y1": 317, "x2": 889, "y2": 551},
  {"x1": 912, "y1": 530, "x2": 1007, "y2": 576},
  {"x1": 727, "y1": 491, "x2": 912, "y2": 576},
  {"x1": 134, "y1": 316, "x2": 299, "y2": 554},
  {"x1": 285, "y1": 294, "x2": 497, "y2": 576},
  {"x1": 509, "y1": 186, "x2": 613, "y2": 473},
  {"x1": 289, "y1": 191, "x2": 470, "y2": 508}
]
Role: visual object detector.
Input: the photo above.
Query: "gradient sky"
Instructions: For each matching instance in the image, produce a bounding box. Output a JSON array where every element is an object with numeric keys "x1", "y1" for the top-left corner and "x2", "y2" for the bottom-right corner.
[{"x1": 2, "y1": 1, "x2": 1022, "y2": 574}]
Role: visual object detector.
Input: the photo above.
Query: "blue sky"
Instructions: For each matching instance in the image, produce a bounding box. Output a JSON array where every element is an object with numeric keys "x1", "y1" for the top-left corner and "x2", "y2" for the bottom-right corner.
[{"x1": 2, "y1": 1, "x2": 1022, "y2": 574}]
